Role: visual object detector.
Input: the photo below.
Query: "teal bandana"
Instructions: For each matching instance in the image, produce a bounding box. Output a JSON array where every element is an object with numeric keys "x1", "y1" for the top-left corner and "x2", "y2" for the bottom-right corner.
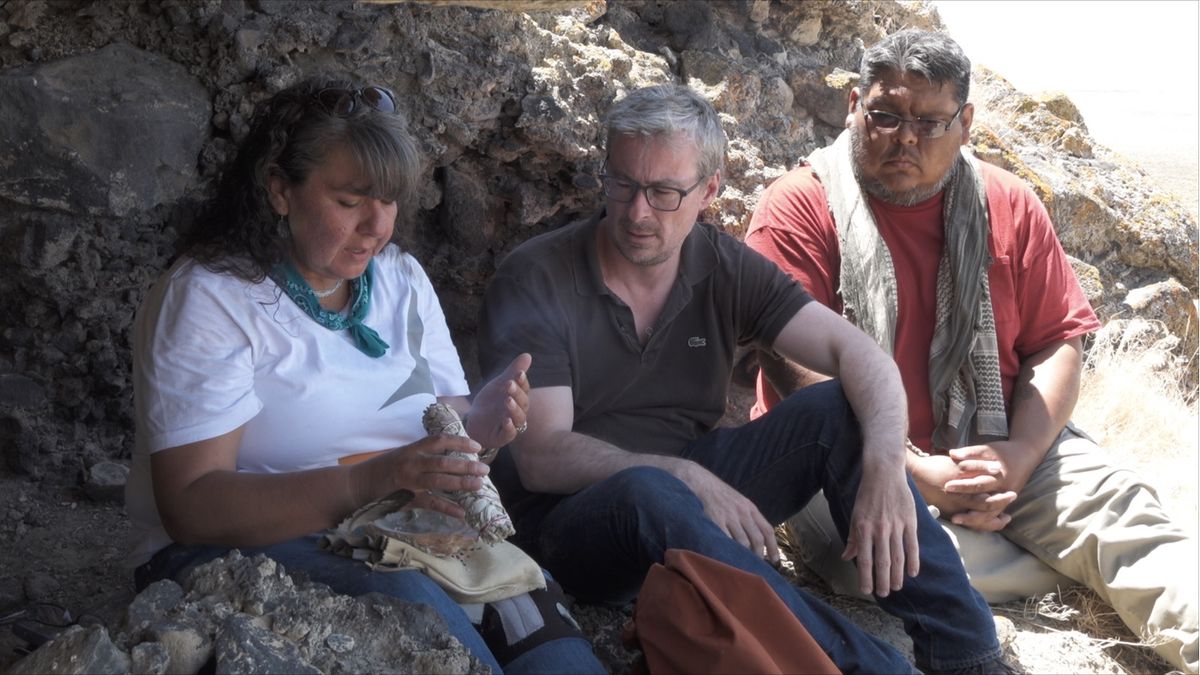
[{"x1": 269, "y1": 260, "x2": 390, "y2": 358}]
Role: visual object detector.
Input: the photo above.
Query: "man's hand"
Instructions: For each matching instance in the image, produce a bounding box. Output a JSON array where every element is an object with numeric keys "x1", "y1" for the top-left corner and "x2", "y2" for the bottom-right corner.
[
  {"x1": 909, "y1": 452, "x2": 1016, "y2": 532},
  {"x1": 769, "y1": 304, "x2": 920, "y2": 593},
  {"x1": 676, "y1": 462, "x2": 780, "y2": 564},
  {"x1": 947, "y1": 440, "x2": 1039, "y2": 495},
  {"x1": 841, "y1": 467, "x2": 920, "y2": 596}
]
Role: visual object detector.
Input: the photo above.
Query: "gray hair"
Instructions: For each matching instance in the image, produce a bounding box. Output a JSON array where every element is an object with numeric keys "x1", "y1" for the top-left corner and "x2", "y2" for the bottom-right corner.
[
  {"x1": 179, "y1": 76, "x2": 422, "y2": 282},
  {"x1": 604, "y1": 84, "x2": 726, "y2": 179},
  {"x1": 858, "y1": 29, "x2": 971, "y2": 105}
]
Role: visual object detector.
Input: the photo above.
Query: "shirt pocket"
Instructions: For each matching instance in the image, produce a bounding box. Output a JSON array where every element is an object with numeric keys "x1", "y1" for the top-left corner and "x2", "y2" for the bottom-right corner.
[{"x1": 987, "y1": 255, "x2": 1020, "y2": 337}]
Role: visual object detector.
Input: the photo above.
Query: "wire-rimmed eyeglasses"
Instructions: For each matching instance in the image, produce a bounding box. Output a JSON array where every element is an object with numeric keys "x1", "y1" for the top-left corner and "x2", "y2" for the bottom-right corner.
[
  {"x1": 860, "y1": 100, "x2": 967, "y2": 139},
  {"x1": 599, "y1": 171, "x2": 708, "y2": 212}
]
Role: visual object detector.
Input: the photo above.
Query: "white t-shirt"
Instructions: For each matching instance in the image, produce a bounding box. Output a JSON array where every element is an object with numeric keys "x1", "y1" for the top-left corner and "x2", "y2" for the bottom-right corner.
[{"x1": 125, "y1": 244, "x2": 469, "y2": 566}]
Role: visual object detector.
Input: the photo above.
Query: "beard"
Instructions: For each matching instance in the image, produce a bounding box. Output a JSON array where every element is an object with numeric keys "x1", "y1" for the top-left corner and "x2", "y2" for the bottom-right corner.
[
  {"x1": 849, "y1": 127, "x2": 956, "y2": 206},
  {"x1": 610, "y1": 217, "x2": 672, "y2": 267}
]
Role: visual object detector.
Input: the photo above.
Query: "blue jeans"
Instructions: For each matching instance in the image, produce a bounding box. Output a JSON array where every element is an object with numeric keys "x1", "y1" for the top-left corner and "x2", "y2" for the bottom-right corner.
[
  {"x1": 135, "y1": 536, "x2": 603, "y2": 674},
  {"x1": 505, "y1": 380, "x2": 1001, "y2": 673}
]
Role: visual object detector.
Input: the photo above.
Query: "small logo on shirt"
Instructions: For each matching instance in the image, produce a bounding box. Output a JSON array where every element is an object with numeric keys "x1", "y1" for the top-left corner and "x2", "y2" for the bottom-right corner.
[{"x1": 688, "y1": 337, "x2": 707, "y2": 347}]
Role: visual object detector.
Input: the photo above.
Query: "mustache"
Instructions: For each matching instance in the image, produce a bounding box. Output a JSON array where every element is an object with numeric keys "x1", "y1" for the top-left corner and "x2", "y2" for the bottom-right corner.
[
  {"x1": 849, "y1": 125, "x2": 919, "y2": 163},
  {"x1": 883, "y1": 146, "x2": 919, "y2": 162},
  {"x1": 619, "y1": 219, "x2": 657, "y2": 235}
]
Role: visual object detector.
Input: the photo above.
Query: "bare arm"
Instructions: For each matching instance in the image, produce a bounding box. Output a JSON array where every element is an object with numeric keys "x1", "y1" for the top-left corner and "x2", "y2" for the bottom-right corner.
[
  {"x1": 757, "y1": 349, "x2": 831, "y2": 401},
  {"x1": 771, "y1": 302, "x2": 909, "y2": 483},
  {"x1": 151, "y1": 427, "x2": 490, "y2": 549},
  {"x1": 508, "y1": 385, "x2": 643, "y2": 494},
  {"x1": 1002, "y1": 336, "x2": 1084, "y2": 473},
  {"x1": 907, "y1": 337, "x2": 1083, "y2": 532},
  {"x1": 770, "y1": 301, "x2": 917, "y2": 596},
  {"x1": 511, "y1": 384, "x2": 782, "y2": 562},
  {"x1": 762, "y1": 311, "x2": 1021, "y2": 531},
  {"x1": 944, "y1": 336, "x2": 1082, "y2": 510}
]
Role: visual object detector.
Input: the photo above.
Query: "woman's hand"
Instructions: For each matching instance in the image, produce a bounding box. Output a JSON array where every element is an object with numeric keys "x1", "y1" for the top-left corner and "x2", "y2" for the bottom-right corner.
[
  {"x1": 465, "y1": 353, "x2": 532, "y2": 451},
  {"x1": 350, "y1": 434, "x2": 490, "y2": 519},
  {"x1": 150, "y1": 426, "x2": 493, "y2": 546}
]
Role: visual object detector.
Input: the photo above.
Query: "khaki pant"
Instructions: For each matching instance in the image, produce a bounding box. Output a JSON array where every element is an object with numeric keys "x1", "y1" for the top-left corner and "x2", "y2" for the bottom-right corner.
[{"x1": 788, "y1": 425, "x2": 1198, "y2": 673}]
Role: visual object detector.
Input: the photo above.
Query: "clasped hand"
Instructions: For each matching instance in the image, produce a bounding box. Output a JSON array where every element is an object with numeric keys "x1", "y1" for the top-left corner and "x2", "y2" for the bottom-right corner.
[{"x1": 910, "y1": 442, "x2": 1029, "y2": 532}]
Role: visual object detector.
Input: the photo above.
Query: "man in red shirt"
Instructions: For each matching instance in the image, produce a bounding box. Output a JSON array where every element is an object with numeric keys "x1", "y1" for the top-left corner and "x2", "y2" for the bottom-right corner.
[{"x1": 747, "y1": 29, "x2": 1196, "y2": 673}]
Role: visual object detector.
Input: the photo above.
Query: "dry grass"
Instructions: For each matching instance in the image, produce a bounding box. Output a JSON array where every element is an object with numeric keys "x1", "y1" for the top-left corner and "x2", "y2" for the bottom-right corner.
[
  {"x1": 993, "y1": 587, "x2": 1173, "y2": 674},
  {"x1": 1074, "y1": 319, "x2": 1199, "y2": 533},
  {"x1": 1032, "y1": 319, "x2": 1200, "y2": 673}
]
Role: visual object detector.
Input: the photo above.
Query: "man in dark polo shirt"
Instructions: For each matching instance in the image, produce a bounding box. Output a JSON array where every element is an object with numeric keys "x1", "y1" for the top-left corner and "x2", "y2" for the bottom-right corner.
[{"x1": 479, "y1": 83, "x2": 1011, "y2": 673}]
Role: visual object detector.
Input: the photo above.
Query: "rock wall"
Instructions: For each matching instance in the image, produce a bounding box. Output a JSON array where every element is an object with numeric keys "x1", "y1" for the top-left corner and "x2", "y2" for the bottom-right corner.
[{"x1": 0, "y1": 0, "x2": 1194, "y2": 482}]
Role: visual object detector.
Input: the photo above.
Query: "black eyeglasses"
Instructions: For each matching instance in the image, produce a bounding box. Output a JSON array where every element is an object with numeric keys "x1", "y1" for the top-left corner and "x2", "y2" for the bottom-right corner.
[
  {"x1": 861, "y1": 101, "x2": 966, "y2": 139},
  {"x1": 312, "y1": 86, "x2": 398, "y2": 116},
  {"x1": 599, "y1": 171, "x2": 708, "y2": 212}
]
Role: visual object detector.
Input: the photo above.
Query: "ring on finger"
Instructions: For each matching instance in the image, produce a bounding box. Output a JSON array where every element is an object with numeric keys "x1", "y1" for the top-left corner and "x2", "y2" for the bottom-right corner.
[{"x1": 515, "y1": 422, "x2": 528, "y2": 434}]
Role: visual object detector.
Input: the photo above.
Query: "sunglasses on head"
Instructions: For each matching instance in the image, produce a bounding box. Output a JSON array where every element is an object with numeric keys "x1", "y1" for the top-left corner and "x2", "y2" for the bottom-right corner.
[{"x1": 312, "y1": 86, "x2": 398, "y2": 116}]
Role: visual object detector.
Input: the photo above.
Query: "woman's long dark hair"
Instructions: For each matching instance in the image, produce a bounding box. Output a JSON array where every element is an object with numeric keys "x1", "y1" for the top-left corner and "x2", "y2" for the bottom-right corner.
[{"x1": 177, "y1": 76, "x2": 422, "y2": 282}]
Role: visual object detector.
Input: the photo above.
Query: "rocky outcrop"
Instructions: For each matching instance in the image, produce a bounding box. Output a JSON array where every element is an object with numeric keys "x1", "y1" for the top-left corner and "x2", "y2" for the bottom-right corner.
[
  {"x1": 0, "y1": 0, "x2": 1194, "y2": 482},
  {"x1": 8, "y1": 551, "x2": 486, "y2": 675},
  {"x1": 968, "y1": 66, "x2": 1199, "y2": 381},
  {"x1": 969, "y1": 67, "x2": 1199, "y2": 298},
  {"x1": 7, "y1": 623, "x2": 129, "y2": 675}
]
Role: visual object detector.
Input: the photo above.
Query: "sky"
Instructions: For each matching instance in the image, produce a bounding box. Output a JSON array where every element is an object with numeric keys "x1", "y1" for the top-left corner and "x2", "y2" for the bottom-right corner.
[{"x1": 934, "y1": 1, "x2": 1198, "y2": 165}]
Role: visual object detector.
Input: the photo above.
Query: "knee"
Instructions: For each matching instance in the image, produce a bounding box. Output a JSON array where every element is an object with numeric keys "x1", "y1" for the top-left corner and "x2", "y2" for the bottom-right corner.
[
  {"x1": 778, "y1": 380, "x2": 856, "y2": 427},
  {"x1": 479, "y1": 578, "x2": 593, "y2": 669},
  {"x1": 606, "y1": 466, "x2": 689, "y2": 499},
  {"x1": 346, "y1": 567, "x2": 454, "y2": 607},
  {"x1": 776, "y1": 379, "x2": 862, "y2": 450},
  {"x1": 601, "y1": 467, "x2": 704, "y2": 521},
  {"x1": 1081, "y1": 468, "x2": 1179, "y2": 530}
]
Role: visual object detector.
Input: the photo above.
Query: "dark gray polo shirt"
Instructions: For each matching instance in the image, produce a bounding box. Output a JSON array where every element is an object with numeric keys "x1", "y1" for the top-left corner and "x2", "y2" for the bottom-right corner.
[{"x1": 479, "y1": 211, "x2": 812, "y2": 457}]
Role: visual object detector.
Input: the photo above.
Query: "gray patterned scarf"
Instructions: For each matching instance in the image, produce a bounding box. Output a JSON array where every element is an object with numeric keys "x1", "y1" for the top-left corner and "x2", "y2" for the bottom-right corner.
[{"x1": 808, "y1": 130, "x2": 1008, "y2": 449}]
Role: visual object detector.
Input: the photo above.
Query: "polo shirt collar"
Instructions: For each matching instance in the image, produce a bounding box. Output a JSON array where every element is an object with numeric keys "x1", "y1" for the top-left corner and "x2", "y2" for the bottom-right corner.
[{"x1": 571, "y1": 209, "x2": 719, "y2": 296}]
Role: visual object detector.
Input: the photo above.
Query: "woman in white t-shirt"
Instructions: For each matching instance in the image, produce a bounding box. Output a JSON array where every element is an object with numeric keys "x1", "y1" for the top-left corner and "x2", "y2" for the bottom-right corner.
[{"x1": 125, "y1": 76, "x2": 602, "y2": 673}]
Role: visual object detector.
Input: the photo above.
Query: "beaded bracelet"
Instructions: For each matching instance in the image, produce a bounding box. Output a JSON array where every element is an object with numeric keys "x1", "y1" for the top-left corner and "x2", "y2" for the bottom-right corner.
[{"x1": 905, "y1": 438, "x2": 930, "y2": 457}]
